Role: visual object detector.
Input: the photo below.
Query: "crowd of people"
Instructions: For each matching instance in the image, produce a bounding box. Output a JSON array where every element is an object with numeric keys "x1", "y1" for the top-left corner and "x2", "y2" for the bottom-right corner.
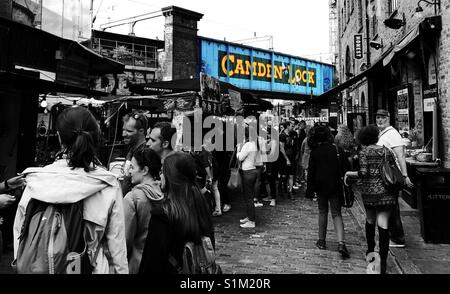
[{"x1": 0, "y1": 106, "x2": 412, "y2": 274}]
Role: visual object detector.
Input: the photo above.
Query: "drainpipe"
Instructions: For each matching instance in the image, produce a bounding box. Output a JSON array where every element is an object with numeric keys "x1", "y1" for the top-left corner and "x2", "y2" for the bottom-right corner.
[{"x1": 365, "y1": 0, "x2": 373, "y2": 123}]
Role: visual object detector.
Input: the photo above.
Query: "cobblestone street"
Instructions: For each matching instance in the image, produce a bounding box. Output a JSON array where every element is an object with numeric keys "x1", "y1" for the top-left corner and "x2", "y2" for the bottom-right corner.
[{"x1": 214, "y1": 188, "x2": 399, "y2": 274}]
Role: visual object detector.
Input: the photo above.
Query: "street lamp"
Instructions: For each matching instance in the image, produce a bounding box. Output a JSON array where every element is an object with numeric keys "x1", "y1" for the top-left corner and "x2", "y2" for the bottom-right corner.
[{"x1": 415, "y1": 0, "x2": 441, "y2": 16}]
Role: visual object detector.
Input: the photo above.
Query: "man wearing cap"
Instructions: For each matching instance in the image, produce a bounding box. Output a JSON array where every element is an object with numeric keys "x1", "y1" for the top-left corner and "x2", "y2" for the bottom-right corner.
[{"x1": 376, "y1": 109, "x2": 414, "y2": 248}]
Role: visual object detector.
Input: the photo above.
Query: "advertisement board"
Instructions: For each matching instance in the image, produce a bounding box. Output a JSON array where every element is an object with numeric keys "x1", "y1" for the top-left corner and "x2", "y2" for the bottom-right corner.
[{"x1": 199, "y1": 38, "x2": 334, "y2": 98}]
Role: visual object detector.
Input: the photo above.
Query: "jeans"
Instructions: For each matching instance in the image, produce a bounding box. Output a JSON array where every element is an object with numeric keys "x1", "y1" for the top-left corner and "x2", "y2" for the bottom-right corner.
[
  {"x1": 254, "y1": 166, "x2": 263, "y2": 201},
  {"x1": 317, "y1": 194, "x2": 344, "y2": 242},
  {"x1": 241, "y1": 169, "x2": 258, "y2": 222},
  {"x1": 388, "y1": 200, "x2": 405, "y2": 244}
]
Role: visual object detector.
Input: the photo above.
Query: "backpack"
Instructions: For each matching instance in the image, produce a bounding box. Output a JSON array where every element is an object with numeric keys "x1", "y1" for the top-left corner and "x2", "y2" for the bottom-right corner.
[
  {"x1": 15, "y1": 199, "x2": 94, "y2": 274},
  {"x1": 169, "y1": 236, "x2": 222, "y2": 274}
]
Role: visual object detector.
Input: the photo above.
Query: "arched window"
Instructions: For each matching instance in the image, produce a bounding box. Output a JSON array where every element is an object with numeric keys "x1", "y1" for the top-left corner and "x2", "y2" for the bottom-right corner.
[
  {"x1": 345, "y1": 46, "x2": 352, "y2": 80},
  {"x1": 358, "y1": 0, "x2": 363, "y2": 29},
  {"x1": 361, "y1": 92, "x2": 366, "y2": 108}
]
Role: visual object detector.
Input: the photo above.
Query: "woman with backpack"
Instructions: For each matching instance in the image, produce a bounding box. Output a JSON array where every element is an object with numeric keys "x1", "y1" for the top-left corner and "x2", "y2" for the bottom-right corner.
[
  {"x1": 139, "y1": 152, "x2": 215, "y2": 274},
  {"x1": 123, "y1": 148, "x2": 163, "y2": 274},
  {"x1": 306, "y1": 124, "x2": 350, "y2": 259},
  {"x1": 13, "y1": 107, "x2": 128, "y2": 274},
  {"x1": 344, "y1": 125, "x2": 398, "y2": 274}
]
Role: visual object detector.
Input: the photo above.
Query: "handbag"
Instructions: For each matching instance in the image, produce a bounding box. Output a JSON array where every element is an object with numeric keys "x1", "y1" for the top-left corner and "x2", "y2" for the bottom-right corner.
[
  {"x1": 227, "y1": 149, "x2": 242, "y2": 192},
  {"x1": 379, "y1": 146, "x2": 405, "y2": 191},
  {"x1": 335, "y1": 145, "x2": 354, "y2": 208}
]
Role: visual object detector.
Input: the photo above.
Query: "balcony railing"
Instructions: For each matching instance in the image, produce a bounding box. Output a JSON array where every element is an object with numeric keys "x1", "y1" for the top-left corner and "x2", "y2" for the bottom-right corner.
[{"x1": 91, "y1": 37, "x2": 158, "y2": 69}]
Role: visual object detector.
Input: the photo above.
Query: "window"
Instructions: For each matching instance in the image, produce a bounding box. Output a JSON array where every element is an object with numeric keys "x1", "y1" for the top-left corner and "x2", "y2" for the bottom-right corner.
[
  {"x1": 371, "y1": 3, "x2": 378, "y2": 37},
  {"x1": 344, "y1": 1, "x2": 347, "y2": 23},
  {"x1": 341, "y1": 8, "x2": 345, "y2": 33},
  {"x1": 358, "y1": 0, "x2": 363, "y2": 29}
]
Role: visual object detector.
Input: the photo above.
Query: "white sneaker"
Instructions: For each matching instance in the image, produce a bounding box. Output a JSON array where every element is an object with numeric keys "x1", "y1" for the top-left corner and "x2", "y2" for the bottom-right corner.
[
  {"x1": 222, "y1": 204, "x2": 231, "y2": 213},
  {"x1": 262, "y1": 196, "x2": 273, "y2": 202},
  {"x1": 240, "y1": 217, "x2": 250, "y2": 224},
  {"x1": 240, "y1": 221, "x2": 255, "y2": 228},
  {"x1": 270, "y1": 199, "x2": 276, "y2": 207},
  {"x1": 254, "y1": 202, "x2": 263, "y2": 208}
]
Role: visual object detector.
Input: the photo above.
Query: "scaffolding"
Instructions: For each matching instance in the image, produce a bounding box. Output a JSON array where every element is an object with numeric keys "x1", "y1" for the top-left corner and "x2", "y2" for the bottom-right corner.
[{"x1": 329, "y1": 0, "x2": 338, "y2": 67}]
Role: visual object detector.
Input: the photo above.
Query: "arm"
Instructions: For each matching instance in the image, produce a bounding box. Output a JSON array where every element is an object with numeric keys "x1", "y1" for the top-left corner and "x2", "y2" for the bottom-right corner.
[
  {"x1": 105, "y1": 189, "x2": 129, "y2": 274},
  {"x1": 123, "y1": 192, "x2": 137, "y2": 258},
  {"x1": 279, "y1": 142, "x2": 290, "y2": 165},
  {"x1": 236, "y1": 142, "x2": 250, "y2": 161},
  {"x1": 0, "y1": 194, "x2": 16, "y2": 209},
  {"x1": 392, "y1": 146, "x2": 413, "y2": 188},
  {"x1": 0, "y1": 175, "x2": 25, "y2": 193}
]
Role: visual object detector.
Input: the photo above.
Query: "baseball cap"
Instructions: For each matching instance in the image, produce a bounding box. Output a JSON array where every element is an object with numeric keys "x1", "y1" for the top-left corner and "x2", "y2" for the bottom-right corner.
[{"x1": 375, "y1": 109, "x2": 390, "y2": 117}]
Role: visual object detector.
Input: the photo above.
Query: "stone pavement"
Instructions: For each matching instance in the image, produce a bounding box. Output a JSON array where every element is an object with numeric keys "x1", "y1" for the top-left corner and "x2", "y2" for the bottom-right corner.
[
  {"x1": 2, "y1": 186, "x2": 449, "y2": 274},
  {"x1": 213, "y1": 187, "x2": 400, "y2": 274}
]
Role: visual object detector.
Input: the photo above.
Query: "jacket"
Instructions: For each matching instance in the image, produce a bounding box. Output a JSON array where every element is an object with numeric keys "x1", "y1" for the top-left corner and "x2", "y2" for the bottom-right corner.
[
  {"x1": 13, "y1": 159, "x2": 129, "y2": 274},
  {"x1": 123, "y1": 181, "x2": 163, "y2": 274},
  {"x1": 307, "y1": 143, "x2": 349, "y2": 198}
]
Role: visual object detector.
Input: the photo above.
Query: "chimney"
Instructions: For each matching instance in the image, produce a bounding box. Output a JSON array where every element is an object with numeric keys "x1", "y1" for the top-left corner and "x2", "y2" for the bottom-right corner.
[{"x1": 161, "y1": 6, "x2": 203, "y2": 81}]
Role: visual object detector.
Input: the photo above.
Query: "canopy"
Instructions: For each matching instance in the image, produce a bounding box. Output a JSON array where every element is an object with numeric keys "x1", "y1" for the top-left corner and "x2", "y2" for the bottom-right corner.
[{"x1": 128, "y1": 78, "x2": 273, "y2": 111}]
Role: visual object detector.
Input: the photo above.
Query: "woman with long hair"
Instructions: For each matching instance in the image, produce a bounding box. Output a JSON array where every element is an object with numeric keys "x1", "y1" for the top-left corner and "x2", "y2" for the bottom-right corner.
[
  {"x1": 345, "y1": 125, "x2": 398, "y2": 274},
  {"x1": 306, "y1": 124, "x2": 350, "y2": 259},
  {"x1": 139, "y1": 152, "x2": 214, "y2": 274},
  {"x1": 123, "y1": 148, "x2": 163, "y2": 274},
  {"x1": 14, "y1": 106, "x2": 128, "y2": 273}
]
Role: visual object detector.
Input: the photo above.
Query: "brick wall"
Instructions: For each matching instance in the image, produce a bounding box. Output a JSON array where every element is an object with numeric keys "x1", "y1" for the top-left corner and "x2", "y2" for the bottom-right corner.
[{"x1": 161, "y1": 6, "x2": 203, "y2": 81}]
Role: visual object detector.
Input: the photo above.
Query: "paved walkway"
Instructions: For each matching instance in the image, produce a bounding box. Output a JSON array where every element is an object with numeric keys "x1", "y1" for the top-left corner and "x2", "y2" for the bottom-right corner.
[
  {"x1": 214, "y1": 187, "x2": 399, "y2": 274},
  {"x1": 2, "y1": 186, "x2": 449, "y2": 274}
]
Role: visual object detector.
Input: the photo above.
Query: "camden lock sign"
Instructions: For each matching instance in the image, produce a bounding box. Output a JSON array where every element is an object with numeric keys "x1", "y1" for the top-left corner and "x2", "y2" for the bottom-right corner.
[
  {"x1": 354, "y1": 35, "x2": 363, "y2": 60},
  {"x1": 199, "y1": 38, "x2": 335, "y2": 97},
  {"x1": 218, "y1": 51, "x2": 316, "y2": 87}
]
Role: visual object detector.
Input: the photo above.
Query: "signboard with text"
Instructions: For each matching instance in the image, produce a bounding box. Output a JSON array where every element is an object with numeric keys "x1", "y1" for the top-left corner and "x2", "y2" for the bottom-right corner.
[
  {"x1": 354, "y1": 35, "x2": 363, "y2": 60},
  {"x1": 199, "y1": 37, "x2": 334, "y2": 98}
]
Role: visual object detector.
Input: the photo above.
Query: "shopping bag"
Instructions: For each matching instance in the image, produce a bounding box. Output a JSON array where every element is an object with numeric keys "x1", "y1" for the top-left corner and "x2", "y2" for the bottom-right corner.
[{"x1": 227, "y1": 149, "x2": 242, "y2": 192}]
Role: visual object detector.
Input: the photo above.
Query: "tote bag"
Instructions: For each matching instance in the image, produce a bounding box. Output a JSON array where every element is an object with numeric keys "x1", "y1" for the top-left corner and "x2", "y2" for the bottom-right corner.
[
  {"x1": 335, "y1": 145, "x2": 354, "y2": 208},
  {"x1": 227, "y1": 149, "x2": 242, "y2": 192}
]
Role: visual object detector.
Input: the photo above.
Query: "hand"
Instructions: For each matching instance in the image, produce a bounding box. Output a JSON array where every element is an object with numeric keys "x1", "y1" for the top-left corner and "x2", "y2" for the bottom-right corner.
[
  {"x1": 344, "y1": 172, "x2": 350, "y2": 187},
  {"x1": 405, "y1": 176, "x2": 414, "y2": 188},
  {"x1": 286, "y1": 159, "x2": 291, "y2": 166},
  {"x1": 0, "y1": 194, "x2": 16, "y2": 209},
  {"x1": 5, "y1": 174, "x2": 26, "y2": 190}
]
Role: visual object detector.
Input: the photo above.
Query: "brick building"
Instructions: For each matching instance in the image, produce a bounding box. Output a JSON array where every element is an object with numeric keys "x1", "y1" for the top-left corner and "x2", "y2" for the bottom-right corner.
[{"x1": 328, "y1": 0, "x2": 450, "y2": 168}]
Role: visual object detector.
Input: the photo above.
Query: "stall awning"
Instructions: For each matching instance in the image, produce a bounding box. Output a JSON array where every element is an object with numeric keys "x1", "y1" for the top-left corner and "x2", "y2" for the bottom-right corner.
[
  {"x1": 129, "y1": 78, "x2": 273, "y2": 111},
  {"x1": 0, "y1": 70, "x2": 109, "y2": 96},
  {"x1": 383, "y1": 26, "x2": 420, "y2": 67}
]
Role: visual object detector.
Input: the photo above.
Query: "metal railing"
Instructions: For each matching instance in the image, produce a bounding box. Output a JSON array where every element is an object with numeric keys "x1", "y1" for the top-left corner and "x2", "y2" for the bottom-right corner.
[{"x1": 91, "y1": 37, "x2": 158, "y2": 68}]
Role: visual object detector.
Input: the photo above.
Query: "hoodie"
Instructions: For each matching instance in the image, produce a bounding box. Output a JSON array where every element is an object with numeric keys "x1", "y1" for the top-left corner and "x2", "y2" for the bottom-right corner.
[
  {"x1": 13, "y1": 159, "x2": 129, "y2": 274},
  {"x1": 123, "y1": 181, "x2": 163, "y2": 274}
]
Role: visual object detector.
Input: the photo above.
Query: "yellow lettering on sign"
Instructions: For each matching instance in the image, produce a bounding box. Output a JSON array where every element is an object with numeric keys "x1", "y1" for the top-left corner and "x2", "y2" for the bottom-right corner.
[
  {"x1": 295, "y1": 69, "x2": 302, "y2": 83},
  {"x1": 221, "y1": 54, "x2": 235, "y2": 77},
  {"x1": 235, "y1": 59, "x2": 245, "y2": 75},
  {"x1": 245, "y1": 60, "x2": 251, "y2": 75},
  {"x1": 266, "y1": 64, "x2": 272, "y2": 78},
  {"x1": 252, "y1": 62, "x2": 258, "y2": 77},
  {"x1": 308, "y1": 71, "x2": 315, "y2": 84},
  {"x1": 258, "y1": 62, "x2": 266, "y2": 77},
  {"x1": 274, "y1": 65, "x2": 282, "y2": 80},
  {"x1": 302, "y1": 71, "x2": 308, "y2": 83}
]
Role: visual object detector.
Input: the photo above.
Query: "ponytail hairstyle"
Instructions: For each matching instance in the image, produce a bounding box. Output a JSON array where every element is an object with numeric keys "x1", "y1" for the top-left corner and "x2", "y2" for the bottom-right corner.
[{"x1": 56, "y1": 107, "x2": 101, "y2": 172}]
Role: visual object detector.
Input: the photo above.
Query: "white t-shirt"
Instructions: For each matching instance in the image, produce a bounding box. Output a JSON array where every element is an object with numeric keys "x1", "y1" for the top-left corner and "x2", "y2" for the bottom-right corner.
[
  {"x1": 237, "y1": 141, "x2": 257, "y2": 171},
  {"x1": 377, "y1": 126, "x2": 405, "y2": 168}
]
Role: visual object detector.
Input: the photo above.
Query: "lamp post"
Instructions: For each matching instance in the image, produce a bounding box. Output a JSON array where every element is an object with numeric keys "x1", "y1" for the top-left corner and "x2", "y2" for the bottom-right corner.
[{"x1": 415, "y1": 0, "x2": 441, "y2": 16}]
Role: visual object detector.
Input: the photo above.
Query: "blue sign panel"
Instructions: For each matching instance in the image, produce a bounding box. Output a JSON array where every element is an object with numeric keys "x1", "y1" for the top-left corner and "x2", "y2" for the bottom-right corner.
[{"x1": 199, "y1": 37, "x2": 334, "y2": 97}]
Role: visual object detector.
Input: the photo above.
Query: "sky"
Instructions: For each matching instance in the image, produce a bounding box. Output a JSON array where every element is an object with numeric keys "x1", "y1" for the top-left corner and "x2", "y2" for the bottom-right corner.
[{"x1": 92, "y1": 0, "x2": 332, "y2": 64}]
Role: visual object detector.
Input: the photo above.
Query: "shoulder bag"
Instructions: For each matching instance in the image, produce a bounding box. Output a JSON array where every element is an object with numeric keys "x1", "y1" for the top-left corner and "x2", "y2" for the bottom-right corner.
[
  {"x1": 227, "y1": 149, "x2": 242, "y2": 193},
  {"x1": 335, "y1": 145, "x2": 354, "y2": 208},
  {"x1": 379, "y1": 146, "x2": 405, "y2": 191}
]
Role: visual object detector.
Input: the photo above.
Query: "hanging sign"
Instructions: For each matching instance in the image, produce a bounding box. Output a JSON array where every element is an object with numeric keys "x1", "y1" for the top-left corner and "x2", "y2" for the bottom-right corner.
[{"x1": 354, "y1": 35, "x2": 363, "y2": 60}]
